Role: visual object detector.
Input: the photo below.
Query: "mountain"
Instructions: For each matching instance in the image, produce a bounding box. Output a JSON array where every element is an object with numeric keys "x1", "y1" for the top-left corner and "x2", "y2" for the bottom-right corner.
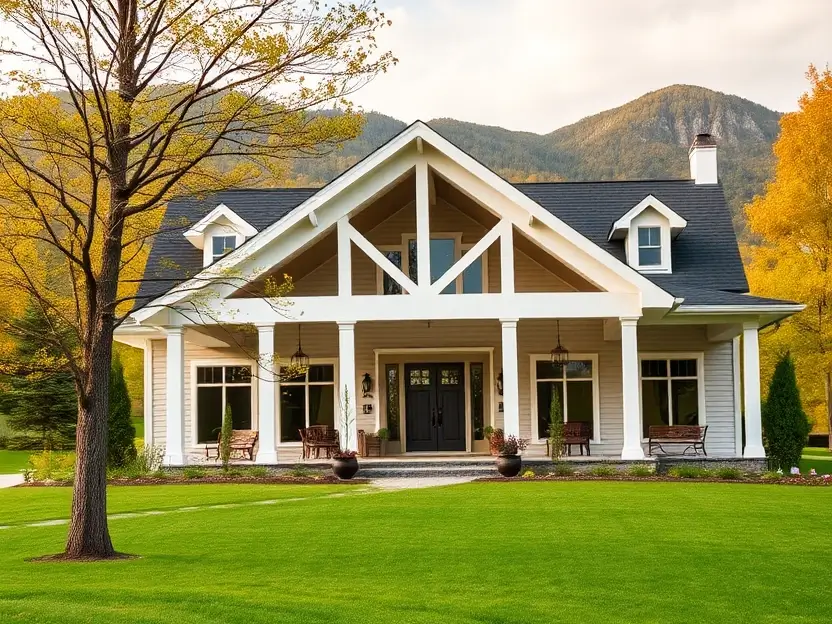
[{"x1": 292, "y1": 85, "x2": 782, "y2": 231}]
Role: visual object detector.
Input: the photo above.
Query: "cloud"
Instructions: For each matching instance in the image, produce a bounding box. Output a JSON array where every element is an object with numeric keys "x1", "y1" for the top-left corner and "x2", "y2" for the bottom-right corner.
[{"x1": 353, "y1": 0, "x2": 832, "y2": 132}]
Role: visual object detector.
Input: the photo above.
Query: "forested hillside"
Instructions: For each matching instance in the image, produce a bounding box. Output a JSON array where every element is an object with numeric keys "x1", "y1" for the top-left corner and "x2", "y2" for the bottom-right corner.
[{"x1": 292, "y1": 85, "x2": 781, "y2": 230}]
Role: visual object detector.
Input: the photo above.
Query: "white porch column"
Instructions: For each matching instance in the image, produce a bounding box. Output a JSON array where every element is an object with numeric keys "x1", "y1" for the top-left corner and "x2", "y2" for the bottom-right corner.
[
  {"x1": 500, "y1": 319, "x2": 520, "y2": 438},
  {"x1": 620, "y1": 317, "x2": 645, "y2": 459},
  {"x1": 164, "y1": 327, "x2": 185, "y2": 466},
  {"x1": 256, "y1": 324, "x2": 278, "y2": 464},
  {"x1": 338, "y1": 321, "x2": 359, "y2": 451},
  {"x1": 742, "y1": 322, "x2": 766, "y2": 458}
]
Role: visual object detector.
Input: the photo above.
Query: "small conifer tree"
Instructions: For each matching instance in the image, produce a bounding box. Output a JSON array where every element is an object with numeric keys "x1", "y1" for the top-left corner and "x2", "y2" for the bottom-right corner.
[
  {"x1": 219, "y1": 403, "x2": 234, "y2": 470},
  {"x1": 761, "y1": 353, "x2": 811, "y2": 471},
  {"x1": 108, "y1": 356, "x2": 136, "y2": 467},
  {"x1": 548, "y1": 384, "x2": 565, "y2": 461}
]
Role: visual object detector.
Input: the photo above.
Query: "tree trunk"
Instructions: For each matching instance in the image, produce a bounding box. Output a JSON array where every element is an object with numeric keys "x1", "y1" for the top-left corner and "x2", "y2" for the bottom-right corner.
[{"x1": 827, "y1": 371, "x2": 832, "y2": 452}]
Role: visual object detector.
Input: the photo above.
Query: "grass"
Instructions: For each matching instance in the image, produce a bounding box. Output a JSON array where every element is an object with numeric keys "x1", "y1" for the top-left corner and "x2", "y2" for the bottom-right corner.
[
  {"x1": 132, "y1": 416, "x2": 144, "y2": 441},
  {"x1": 0, "y1": 450, "x2": 32, "y2": 474},
  {"x1": 0, "y1": 482, "x2": 831, "y2": 623},
  {"x1": 800, "y1": 447, "x2": 832, "y2": 475}
]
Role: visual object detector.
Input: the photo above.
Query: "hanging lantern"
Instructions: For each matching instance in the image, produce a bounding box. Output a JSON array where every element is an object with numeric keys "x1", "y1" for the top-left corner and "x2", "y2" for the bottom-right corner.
[
  {"x1": 550, "y1": 320, "x2": 569, "y2": 364},
  {"x1": 290, "y1": 324, "x2": 310, "y2": 369}
]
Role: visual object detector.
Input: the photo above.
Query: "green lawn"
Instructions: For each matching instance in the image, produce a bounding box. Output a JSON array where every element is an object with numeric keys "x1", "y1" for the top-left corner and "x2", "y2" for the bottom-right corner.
[
  {"x1": 0, "y1": 450, "x2": 32, "y2": 474},
  {"x1": 801, "y1": 447, "x2": 832, "y2": 475},
  {"x1": 0, "y1": 482, "x2": 831, "y2": 623}
]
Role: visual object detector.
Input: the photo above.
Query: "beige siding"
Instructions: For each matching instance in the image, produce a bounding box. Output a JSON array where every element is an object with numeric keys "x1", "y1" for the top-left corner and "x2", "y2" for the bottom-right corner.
[{"x1": 151, "y1": 321, "x2": 738, "y2": 458}]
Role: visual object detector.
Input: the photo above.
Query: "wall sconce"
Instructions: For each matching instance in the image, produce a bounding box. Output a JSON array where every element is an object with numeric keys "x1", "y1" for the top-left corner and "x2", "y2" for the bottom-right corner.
[
  {"x1": 362, "y1": 373, "x2": 373, "y2": 398},
  {"x1": 496, "y1": 371, "x2": 503, "y2": 396}
]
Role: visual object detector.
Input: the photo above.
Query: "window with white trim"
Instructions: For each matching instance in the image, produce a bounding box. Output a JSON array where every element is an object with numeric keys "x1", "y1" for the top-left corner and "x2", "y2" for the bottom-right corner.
[
  {"x1": 278, "y1": 364, "x2": 336, "y2": 442},
  {"x1": 375, "y1": 235, "x2": 487, "y2": 294},
  {"x1": 195, "y1": 365, "x2": 252, "y2": 443},
  {"x1": 637, "y1": 226, "x2": 661, "y2": 267},
  {"x1": 212, "y1": 235, "x2": 237, "y2": 263},
  {"x1": 641, "y1": 358, "x2": 700, "y2": 437},
  {"x1": 534, "y1": 358, "x2": 596, "y2": 440}
]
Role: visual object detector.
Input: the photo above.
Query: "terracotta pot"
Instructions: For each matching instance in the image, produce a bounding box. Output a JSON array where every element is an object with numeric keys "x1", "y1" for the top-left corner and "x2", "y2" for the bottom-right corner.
[
  {"x1": 332, "y1": 456, "x2": 359, "y2": 480},
  {"x1": 496, "y1": 454, "x2": 522, "y2": 477}
]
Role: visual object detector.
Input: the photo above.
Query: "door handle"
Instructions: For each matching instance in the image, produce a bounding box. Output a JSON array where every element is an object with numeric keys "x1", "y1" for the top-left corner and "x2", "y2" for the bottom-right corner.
[
  {"x1": 437, "y1": 407, "x2": 443, "y2": 427},
  {"x1": 431, "y1": 408, "x2": 437, "y2": 428}
]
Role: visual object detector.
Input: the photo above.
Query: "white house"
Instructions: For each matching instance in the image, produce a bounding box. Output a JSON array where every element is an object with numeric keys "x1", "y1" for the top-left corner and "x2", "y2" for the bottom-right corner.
[{"x1": 115, "y1": 123, "x2": 802, "y2": 465}]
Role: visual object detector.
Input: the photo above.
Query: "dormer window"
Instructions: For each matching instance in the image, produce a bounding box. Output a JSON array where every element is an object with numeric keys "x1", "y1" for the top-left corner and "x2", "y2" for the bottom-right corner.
[
  {"x1": 637, "y1": 227, "x2": 661, "y2": 267},
  {"x1": 183, "y1": 203, "x2": 257, "y2": 267},
  {"x1": 608, "y1": 195, "x2": 686, "y2": 275},
  {"x1": 212, "y1": 235, "x2": 237, "y2": 263}
]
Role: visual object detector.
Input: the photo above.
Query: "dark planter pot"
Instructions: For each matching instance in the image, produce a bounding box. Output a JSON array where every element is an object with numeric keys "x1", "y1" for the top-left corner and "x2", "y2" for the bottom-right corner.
[
  {"x1": 496, "y1": 454, "x2": 522, "y2": 477},
  {"x1": 332, "y1": 456, "x2": 359, "y2": 480}
]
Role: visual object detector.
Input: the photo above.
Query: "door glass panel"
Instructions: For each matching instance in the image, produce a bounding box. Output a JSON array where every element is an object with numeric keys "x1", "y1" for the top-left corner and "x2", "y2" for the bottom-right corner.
[
  {"x1": 470, "y1": 363, "x2": 484, "y2": 440},
  {"x1": 385, "y1": 364, "x2": 400, "y2": 441},
  {"x1": 440, "y1": 368, "x2": 460, "y2": 385},
  {"x1": 280, "y1": 385, "x2": 305, "y2": 442},
  {"x1": 409, "y1": 368, "x2": 431, "y2": 386},
  {"x1": 462, "y1": 256, "x2": 483, "y2": 294},
  {"x1": 308, "y1": 385, "x2": 335, "y2": 427}
]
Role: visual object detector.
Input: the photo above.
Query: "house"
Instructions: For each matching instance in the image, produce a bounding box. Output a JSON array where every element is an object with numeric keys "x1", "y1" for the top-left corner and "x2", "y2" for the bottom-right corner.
[{"x1": 115, "y1": 123, "x2": 803, "y2": 465}]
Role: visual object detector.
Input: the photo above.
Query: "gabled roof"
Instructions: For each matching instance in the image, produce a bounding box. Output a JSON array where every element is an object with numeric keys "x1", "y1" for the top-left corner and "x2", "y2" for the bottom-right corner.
[
  {"x1": 182, "y1": 203, "x2": 257, "y2": 249},
  {"x1": 608, "y1": 194, "x2": 687, "y2": 241},
  {"x1": 133, "y1": 121, "x2": 679, "y2": 319}
]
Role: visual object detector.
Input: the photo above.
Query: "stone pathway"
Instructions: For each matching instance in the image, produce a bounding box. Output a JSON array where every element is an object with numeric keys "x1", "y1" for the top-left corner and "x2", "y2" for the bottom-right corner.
[
  {"x1": 0, "y1": 476, "x2": 473, "y2": 531},
  {"x1": 0, "y1": 474, "x2": 24, "y2": 489}
]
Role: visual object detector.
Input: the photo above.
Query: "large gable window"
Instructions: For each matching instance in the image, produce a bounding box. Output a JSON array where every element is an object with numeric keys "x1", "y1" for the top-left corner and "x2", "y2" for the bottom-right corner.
[
  {"x1": 375, "y1": 234, "x2": 487, "y2": 294},
  {"x1": 641, "y1": 356, "x2": 703, "y2": 438},
  {"x1": 279, "y1": 363, "x2": 336, "y2": 442},
  {"x1": 637, "y1": 227, "x2": 661, "y2": 267},
  {"x1": 195, "y1": 365, "x2": 252, "y2": 443},
  {"x1": 212, "y1": 235, "x2": 237, "y2": 263}
]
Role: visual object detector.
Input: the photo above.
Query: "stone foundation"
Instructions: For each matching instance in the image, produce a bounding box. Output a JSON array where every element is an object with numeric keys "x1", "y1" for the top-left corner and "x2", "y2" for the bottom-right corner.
[{"x1": 655, "y1": 456, "x2": 767, "y2": 475}]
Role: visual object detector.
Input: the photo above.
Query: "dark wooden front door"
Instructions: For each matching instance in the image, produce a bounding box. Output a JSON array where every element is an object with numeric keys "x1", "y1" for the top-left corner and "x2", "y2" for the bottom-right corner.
[{"x1": 405, "y1": 363, "x2": 466, "y2": 452}]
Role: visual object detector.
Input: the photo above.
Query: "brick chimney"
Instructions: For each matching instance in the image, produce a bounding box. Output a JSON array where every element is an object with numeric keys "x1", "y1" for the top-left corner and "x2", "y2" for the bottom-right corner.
[{"x1": 688, "y1": 133, "x2": 718, "y2": 184}]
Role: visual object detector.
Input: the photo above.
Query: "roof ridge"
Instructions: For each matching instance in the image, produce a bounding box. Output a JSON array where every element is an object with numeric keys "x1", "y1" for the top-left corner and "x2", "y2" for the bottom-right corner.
[{"x1": 514, "y1": 178, "x2": 695, "y2": 186}]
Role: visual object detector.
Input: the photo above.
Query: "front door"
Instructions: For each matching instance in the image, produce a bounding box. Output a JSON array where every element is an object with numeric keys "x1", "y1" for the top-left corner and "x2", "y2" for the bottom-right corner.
[{"x1": 405, "y1": 363, "x2": 466, "y2": 452}]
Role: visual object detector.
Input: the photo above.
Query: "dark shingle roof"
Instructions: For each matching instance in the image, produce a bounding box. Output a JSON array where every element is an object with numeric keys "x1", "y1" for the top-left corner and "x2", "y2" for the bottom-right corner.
[{"x1": 134, "y1": 178, "x2": 787, "y2": 310}]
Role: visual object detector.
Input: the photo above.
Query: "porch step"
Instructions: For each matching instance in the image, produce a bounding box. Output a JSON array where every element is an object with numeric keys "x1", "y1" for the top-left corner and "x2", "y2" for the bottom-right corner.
[{"x1": 357, "y1": 464, "x2": 499, "y2": 479}]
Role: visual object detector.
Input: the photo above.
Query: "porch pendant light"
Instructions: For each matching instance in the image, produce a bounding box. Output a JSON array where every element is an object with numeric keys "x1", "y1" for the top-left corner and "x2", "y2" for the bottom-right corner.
[
  {"x1": 291, "y1": 324, "x2": 310, "y2": 369},
  {"x1": 550, "y1": 320, "x2": 569, "y2": 364}
]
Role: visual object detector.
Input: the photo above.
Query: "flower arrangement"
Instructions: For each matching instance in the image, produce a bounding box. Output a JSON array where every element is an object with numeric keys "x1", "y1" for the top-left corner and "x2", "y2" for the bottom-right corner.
[
  {"x1": 790, "y1": 466, "x2": 801, "y2": 476},
  {"x1": 496, "y1": 435, "x2": 528, "y2": 456},
  {"x1": 332, "y1": 449, "x2": 358, "y2": 459}
]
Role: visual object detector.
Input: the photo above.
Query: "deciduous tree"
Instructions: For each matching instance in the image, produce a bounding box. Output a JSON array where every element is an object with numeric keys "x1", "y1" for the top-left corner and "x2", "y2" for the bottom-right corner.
[
  {"x1": 745, "y1": 65, "x2": 832, "y2": 450},
  {"x1": 0, "y1": 0, "x2": 393, "y2": 559}
]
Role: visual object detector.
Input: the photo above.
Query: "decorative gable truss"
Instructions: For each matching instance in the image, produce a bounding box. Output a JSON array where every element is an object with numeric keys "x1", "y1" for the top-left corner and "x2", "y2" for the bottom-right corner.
[{"x1": 132, "y1": 123, "x2": 677, "y2": 326}]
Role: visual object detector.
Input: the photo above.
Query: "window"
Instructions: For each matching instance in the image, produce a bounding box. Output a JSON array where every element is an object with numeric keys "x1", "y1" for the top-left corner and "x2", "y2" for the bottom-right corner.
[
  {"x1": 279, "y1": 364, "x2": 336, "y2": 442},
  {"x1": 641, "y1": 358, "x2": 701, "y2": 437},
  {"x1": 212, "y1": 235, "x2": 237, "y2": 263},
  {"x1": 376, "y1": 235, "x2": 487, "y2": 294},
  {"x1": 637, "y1": 227, "x2": 661, "y2": 266},
  {"x1": 195, "y1": 365, "x2": 252, "y2": 443},
  {"x1": 385, "y1": 364, "x2": 400, "y2": 441},
  {"x1": 534, "y1": 358, "x2": 596, "y2": 440}
]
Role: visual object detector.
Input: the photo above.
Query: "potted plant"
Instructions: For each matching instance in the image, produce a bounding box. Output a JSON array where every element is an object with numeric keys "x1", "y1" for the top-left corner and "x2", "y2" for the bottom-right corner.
[
  {"x1": 332, "y1": 388, "x2": 359, "y2": 480},
  {"x1": 495, "y1": 435, "x2": 528, "y2": 477},
  {"x1": 376, "y1": 428, "x2": 390, "y2": 456},
  {"x1": 484, "y1": 426, "x2": 504, "y2": 456}
]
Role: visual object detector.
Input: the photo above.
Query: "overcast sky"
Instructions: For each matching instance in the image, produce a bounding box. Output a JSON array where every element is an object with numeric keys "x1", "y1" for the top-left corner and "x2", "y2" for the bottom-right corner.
[{"x1": 351, "y1": 0, "x2": 832, "y2": 133}]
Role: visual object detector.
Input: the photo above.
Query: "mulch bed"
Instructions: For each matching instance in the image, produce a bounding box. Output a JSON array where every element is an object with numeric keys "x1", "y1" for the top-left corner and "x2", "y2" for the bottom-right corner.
[
  {"x1": 476, "y1": 475, "x2": 832, "y2": 486},
  {"x1": 17, "y1": 475, "x2": 369, "y2": 487}
]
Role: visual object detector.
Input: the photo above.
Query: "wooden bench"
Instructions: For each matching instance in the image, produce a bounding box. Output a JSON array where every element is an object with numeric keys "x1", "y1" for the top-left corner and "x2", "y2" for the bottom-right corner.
[
  {"x1": 205, "y1": 429, "x2": 259, "y2": 461},
  {"x1": 546, "y1": 422, "x2": 592, "y2": 457},
  {"x1": 648, "y1": 425, "x2": 707, "y2": 456}
]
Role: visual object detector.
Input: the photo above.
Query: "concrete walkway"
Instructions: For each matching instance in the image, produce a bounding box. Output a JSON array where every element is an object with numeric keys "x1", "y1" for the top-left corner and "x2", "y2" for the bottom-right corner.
[
  {"x1": 369, "y1": 476, "x2": 477, "y2": 490},
  {"x1": 0, "y1": 474, "x2": 24, "y2": 489}
]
